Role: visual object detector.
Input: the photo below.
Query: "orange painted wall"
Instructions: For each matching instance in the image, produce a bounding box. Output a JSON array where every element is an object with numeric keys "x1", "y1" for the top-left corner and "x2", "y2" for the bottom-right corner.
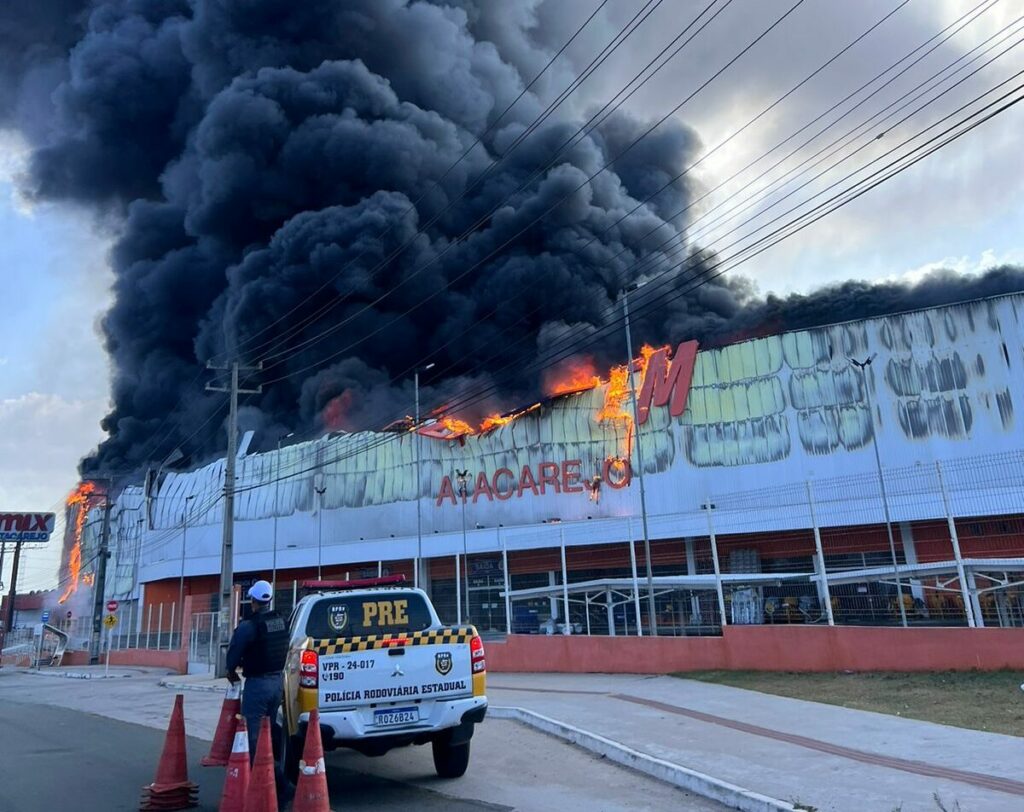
[{"x1": 486, "y1": 626, "x2": 1024, "y2": 674}]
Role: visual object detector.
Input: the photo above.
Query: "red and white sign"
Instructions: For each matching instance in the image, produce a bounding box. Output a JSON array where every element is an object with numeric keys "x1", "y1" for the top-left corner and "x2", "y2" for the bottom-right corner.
[
  {"x1": 106, "y1": 600, "x2": 119, "y2": 613},
  {"x1": 0, "y1": 512, "x2": 56, "y2": 543},
  {"x1": 636, "y1": 341, "x2": 699, "y2": 426}
]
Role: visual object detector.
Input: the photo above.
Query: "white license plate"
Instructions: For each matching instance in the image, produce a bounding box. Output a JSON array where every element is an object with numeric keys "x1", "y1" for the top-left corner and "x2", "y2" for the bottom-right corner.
[{"x1": 373, "y1": 707, "x2": 419, "y2": 727}]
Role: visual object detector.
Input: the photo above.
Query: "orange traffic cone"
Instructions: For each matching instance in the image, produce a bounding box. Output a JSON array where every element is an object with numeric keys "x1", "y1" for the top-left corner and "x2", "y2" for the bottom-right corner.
[
  {"x1": 292, "y1": 709, "x2": 329, "y2": 812},
  {"x1": 203, "y1": 682, "x2": 243, "y2": 766},
  {"x1": 218, "y1": 716, "x2": 251, "y2": 812},
  {"x1": 140, "y1": 694, "x2": 199, "y2": 810},
  {"x1": 243, "y1": 717, "x2": 278, "y2": 812}
]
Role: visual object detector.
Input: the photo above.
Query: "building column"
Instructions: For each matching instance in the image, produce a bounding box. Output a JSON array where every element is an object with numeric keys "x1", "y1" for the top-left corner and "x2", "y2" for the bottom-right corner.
[
  {"x1": 684, "y1": 537, "x2": 701, "y2": 626},
  {"x1": 418, "y1": 557, "x2": 433, "y2": 598},
  {"x1": 899, "y1": 522, "x2": 925, "y2": 605},
  {"x1": 548, "y1": 571, "x2": 558, "y2": 621}
]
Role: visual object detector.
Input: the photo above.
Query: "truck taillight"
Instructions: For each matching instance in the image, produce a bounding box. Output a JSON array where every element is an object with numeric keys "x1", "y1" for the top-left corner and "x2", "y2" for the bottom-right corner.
[
  {"x1": 470, "y1": 634, "x2": 486, "y2": 673},
  {"x1": 300, "y1": 649, "x2": 318, "y2": 688}
]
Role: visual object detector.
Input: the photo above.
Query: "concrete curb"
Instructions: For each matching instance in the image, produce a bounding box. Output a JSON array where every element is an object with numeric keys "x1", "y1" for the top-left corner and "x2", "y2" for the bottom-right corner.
[
  {"x1": 159, "y1": 677, "x2": 224, "y2": 694},
  {"x1": 20, "y1": 669, "x2": 131, "y2": 680},
  {"x1": 489, "y1": 706, "x2": 797, "y2": 812}
]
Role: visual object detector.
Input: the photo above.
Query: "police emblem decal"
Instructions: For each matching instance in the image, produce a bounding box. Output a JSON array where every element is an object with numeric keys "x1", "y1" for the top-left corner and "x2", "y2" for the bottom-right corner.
[
  {"x1": 435, "y1": 651, "x2": 453, "y2": 676},
  {"x1": 327, "y1": 604, "x2": 348, "y2": 633}
]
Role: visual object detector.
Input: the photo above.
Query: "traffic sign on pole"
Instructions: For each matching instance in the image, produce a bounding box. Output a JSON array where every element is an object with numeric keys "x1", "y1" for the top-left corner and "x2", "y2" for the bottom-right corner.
[
  {"x1": 106, "y1": 600, "x2": 119, "y2": 613},
  {"x1": 41, "y1": 611, "x2": 50, "y2": 623},
  {"x1": 103, "y1": 614, "x2": 118, "y2": 630}
]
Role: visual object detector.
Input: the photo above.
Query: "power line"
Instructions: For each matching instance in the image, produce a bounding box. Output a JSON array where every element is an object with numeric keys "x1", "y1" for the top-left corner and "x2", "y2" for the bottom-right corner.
[
  {"x1": 257, "y1": 0, "x2": 804, "y2": 381},
  {"x1": 250, "y1": 0, "x2": 732, "y2": 369},
  {"x1": 226, "y1": 67, "x2": 1024, "y2": 496},
  {"x1": 211, "y1": 0, "x2": 656, "y2": 364}
]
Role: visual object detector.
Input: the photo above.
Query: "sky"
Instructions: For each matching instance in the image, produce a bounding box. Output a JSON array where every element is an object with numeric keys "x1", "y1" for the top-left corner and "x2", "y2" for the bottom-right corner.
[{"x1": 2, "y1": 0, "x2": 1024, "y2": 592}]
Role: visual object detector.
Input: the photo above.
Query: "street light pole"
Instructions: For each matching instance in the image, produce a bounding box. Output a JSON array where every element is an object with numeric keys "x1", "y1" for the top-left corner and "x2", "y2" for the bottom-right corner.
[
  {"x1": 315, "y1": 483, "x2": 327, "y2": 581},
  {"x1": 851, "y1": 355, "x2": 908, "y2": 628},
  {"x1": 414, "y1": 363, "x2": 435, "y2": 590},
  {"x1": 272, "y1": 432, "x2": 294, "y2": 606},
  {"x1": 178, "y1": 494, "x2": 195, "y2": 626},
  {"x1": 621, "y1": 287, "x2": 658, "y2": 637},
  {"x1": 456, "y1": 469, "x2": 471, "y2": 624}
]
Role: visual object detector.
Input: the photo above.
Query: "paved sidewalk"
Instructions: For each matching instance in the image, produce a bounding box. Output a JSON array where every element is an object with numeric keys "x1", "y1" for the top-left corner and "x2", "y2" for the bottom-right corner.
[
  {"x1": 160, "y1": 669, "x2": 1024, "y2": 809},
  {"x1": 487, "y1": 673, "x2": 1024, "y2": 812}
]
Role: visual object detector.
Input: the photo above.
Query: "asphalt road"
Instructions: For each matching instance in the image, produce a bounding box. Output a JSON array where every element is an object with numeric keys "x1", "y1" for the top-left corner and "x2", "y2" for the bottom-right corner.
[
  {"x1": 0, "y1": 672, "x2": 727, "y2": 811},
  {"x1": 0, "y1": 698, "x2": 496, "y2": 811}
]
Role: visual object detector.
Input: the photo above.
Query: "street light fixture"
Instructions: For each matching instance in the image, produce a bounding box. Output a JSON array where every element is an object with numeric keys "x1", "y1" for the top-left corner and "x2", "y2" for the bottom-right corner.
[
  {"x1": 272, "y1": 432, "x2": 294, "y2": 606},
  {"x1": 414, "y1": 363, "x2": 436, "y2": 590},
  {"x1": 456, "y1": 469, "x2": 471, "y2": 625},
  {"x1": 621, "y1": 284, "x2": 658, "y2": 637},
  {"x1": 315, "y1": 482, "x2": 327, "y2": 581},
  {"x1": 850, "y1": 355, "x2": 908, "y2": 628}
]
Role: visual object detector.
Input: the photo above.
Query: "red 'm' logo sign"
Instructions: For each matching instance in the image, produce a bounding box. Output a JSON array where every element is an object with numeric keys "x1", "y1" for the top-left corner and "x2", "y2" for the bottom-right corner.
[{"x1": 636, "y1": 341, "x2": 699, "y2": 426}]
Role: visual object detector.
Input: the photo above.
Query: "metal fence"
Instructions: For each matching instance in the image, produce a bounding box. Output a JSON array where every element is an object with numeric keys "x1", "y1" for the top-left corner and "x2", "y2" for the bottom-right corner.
[{"x1": 474, "y1": 452, "x2": 1024, "y2": 636}]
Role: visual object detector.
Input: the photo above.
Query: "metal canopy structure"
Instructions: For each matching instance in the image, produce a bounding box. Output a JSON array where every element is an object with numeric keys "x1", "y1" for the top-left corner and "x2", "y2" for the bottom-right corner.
[
  {"x1": 822, "y1": 558, "x2": 1024, "y2": 586},
  {"x1": 500, "y1": 572, "x2": 814, "y2": 602}
]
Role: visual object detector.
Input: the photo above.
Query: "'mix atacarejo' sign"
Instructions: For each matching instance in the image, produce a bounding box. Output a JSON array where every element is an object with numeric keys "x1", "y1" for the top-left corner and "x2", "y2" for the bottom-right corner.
[
  {"x1": 0, "y1": 512, "x2": 57, "y2": 543},
  {"x1": 434, "y1": 341, "x2": 699, "y2": 506}
]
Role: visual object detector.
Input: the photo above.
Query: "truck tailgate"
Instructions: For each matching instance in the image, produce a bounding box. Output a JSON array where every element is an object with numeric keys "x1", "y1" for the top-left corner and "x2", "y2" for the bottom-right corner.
[{"x1": 315, "y1": 629, "x2": 473, "y2": 709}]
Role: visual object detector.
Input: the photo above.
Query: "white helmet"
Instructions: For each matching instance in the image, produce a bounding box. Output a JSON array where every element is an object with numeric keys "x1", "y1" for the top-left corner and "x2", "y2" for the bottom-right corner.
[{"x1": 248, "y1": 580, "x2": 273, "y2": 603}]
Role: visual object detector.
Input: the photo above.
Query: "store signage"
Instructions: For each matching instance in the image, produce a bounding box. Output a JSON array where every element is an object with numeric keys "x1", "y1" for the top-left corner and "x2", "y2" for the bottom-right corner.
[{"x1": 0, "y1": 512, "x2": 56, "y2": 543}]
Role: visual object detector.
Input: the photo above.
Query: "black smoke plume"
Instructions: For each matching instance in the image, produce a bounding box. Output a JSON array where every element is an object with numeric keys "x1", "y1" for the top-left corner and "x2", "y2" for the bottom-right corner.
[{"x1": 2, "y1": 1, "x2": 1023, "y2": 476}]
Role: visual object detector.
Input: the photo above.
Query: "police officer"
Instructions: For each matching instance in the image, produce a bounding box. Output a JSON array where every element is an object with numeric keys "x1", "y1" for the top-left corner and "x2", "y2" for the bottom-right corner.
[{"x1": 226, "y1": 580, "x2": 292, "y2": 804}]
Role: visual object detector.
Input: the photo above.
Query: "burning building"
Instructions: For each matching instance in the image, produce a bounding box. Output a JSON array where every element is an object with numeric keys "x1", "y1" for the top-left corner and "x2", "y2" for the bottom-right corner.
[{"x1": 100, "y1": 293, "x2": 1024, "y2": 634}]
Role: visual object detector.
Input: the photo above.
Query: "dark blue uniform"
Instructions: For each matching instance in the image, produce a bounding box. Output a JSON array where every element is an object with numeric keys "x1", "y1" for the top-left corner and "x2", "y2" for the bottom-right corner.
[{"x1": 226, "y1": 606, "x2": 290, "y2": 797}]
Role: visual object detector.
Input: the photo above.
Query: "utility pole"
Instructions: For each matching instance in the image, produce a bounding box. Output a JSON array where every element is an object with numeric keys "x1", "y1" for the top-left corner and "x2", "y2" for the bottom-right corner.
[
  {"x1": 90, "y1": 502, "x2": 113, "y2": 663},
  {"x1": 414, "y1": 363, "x2": 435, "y2": 590},
  {"x1": 851, "y1": 355, "x2": 908, "y2": 628},
  {"x1": 621, "y1": 287, "x2": 658, "y2": 637},
  {"x1": 206, "y1": 360, "x2": 262, "y2": 676},
  {"x1": 0, "y1": 542, "x2": 23, "y2": 665}
]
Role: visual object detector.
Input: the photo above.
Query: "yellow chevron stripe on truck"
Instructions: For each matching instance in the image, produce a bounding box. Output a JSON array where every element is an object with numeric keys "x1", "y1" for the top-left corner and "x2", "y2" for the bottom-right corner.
[{"x1": 311, "y1": 626, "x2": 476, "y2": 656}]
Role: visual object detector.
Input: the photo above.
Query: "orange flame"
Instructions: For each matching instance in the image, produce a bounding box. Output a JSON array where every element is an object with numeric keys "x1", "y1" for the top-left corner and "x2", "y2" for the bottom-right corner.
[
  {"x1": 440, "y1": 416, "x2": 476, "y2": 436},
  {"x1": 596, "y1": 364, "x2": 631, "y2": 424},
  {"x1": 543, "y1": 357, "x2": 602, "y2": 397},
  {"x1": 58, "y1": 481, "x2": 104, "y2": 605},
  {"x1": 426, "y1": 345, "x2": 660, "y2": 450},
  {"x1": 480, "y1": 413, "x2": 513, "y2": 432},
  {"x1": 593, "y1": 346, "x2": 663, "y2": 457}
]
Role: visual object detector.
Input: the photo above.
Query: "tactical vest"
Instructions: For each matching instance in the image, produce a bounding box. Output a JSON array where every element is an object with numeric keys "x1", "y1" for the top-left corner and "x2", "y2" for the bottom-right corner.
[{"x1": 241, "y1": 610, "x2": 289, "y2": 677}]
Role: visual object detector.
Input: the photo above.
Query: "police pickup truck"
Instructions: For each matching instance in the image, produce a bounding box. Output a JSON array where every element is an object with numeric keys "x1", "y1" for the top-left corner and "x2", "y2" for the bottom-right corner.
[{"x1": 281, "y1": 576, "x2": 487, "y2": 780}]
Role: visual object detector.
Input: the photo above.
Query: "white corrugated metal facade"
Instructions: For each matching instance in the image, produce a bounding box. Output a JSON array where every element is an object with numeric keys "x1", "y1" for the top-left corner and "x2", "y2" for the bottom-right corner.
[{"x1": 94, "y1": 293, "x2": 1022, "y2": 596}]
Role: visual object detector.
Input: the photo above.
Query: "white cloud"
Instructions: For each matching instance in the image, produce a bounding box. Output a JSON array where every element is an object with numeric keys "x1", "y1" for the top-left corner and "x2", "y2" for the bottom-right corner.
[
  {"x1": 891, "y1": 248, "x2": 1024, "y2": 286},
  {"x1": 0, "y1": 392, "x2": 108, "y2": 592}
]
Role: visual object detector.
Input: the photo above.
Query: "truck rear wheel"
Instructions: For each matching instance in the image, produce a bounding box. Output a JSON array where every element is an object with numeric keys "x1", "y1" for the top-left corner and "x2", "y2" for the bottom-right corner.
[{"x1": 432, "y1": 738, "x2": 471, "y2": 778}]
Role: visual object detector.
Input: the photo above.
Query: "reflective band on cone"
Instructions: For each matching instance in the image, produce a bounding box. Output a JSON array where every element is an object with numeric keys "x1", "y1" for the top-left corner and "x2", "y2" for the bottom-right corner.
[
  {"x1": 292, "y1": 709, "x2": 330, "y2": 812},
  {"x1": 217, "y1": 716, "x2": 249, "y2": 812}
]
